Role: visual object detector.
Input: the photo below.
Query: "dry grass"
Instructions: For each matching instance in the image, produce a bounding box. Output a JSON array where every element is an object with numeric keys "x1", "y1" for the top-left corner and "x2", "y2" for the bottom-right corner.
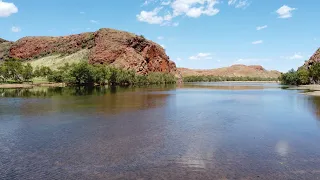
[{"x1": 25, "y1": 49, "x2": 89, "y2": 69}]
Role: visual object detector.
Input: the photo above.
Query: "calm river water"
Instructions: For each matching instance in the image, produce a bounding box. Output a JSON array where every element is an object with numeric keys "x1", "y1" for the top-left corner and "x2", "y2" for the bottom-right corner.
[{"x1": 1, "y1": 83, "x2": 320, "y2": 179}]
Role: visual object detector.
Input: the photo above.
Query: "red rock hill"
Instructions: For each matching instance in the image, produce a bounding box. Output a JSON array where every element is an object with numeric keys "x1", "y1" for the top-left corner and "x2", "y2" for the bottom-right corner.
[
  {"x1": 305, "y1": 48, "x2": 320, "y2": 68},
  {"x1": 0, "y1": 28, "x2": 180, "y2": 76}
]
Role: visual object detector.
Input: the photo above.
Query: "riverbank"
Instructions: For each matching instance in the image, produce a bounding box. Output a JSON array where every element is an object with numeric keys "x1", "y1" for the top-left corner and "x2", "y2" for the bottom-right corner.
[
  {"x1": 287, "y1": 85, "x2": 320, "y2": 96},
  {"x1": 0, "y1": 83, "x2": 66, "y2": 89}
]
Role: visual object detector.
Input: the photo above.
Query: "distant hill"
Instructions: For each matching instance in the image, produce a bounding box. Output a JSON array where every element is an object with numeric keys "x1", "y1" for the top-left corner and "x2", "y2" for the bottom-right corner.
[
  {"x1": 0, "y1": 28, "x2": 180, "y2": 77},
  {"x1": 178, "y1": 64, "x2": 281, "y2": 78}
]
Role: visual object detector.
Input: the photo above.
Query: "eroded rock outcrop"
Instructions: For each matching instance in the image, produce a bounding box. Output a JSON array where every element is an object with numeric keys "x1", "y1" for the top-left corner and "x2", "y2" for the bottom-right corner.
[
  {"x1": 305, "y1": 48, "x2": 320, "y2": 68},
  {"x1": 1, "y1": 28, "x2": 180, "y2": 77}
]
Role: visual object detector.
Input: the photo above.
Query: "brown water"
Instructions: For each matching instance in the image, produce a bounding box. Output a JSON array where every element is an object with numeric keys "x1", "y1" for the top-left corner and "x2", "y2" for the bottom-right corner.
[{"x1": 1, "y1": 83, "x2": 320, "y2": 179}]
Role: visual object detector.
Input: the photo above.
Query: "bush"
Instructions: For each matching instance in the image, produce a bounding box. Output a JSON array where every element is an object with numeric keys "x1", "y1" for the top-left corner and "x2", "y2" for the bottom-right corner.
[
  {"x1": 22, "y1": 63, "x2": 33, "y2": 82},
  {"x1": 48, "y1": 71, "x2": 64, "y2": 83},
  {"x1": 280, "y1": 69, "x2": 299, "y2": 85},
  {"x1": 297, "y1": 68, "x2": 310, "y2": 85},
  {"x1": 46, "y1": 62, "x2": 176, "y2": 86},
  {"x1": 310, "y1": 63, "x2": 320, "y2": 84},
  {"x1": 66, "y1": 62, "x2": 95, "y2": 85}
]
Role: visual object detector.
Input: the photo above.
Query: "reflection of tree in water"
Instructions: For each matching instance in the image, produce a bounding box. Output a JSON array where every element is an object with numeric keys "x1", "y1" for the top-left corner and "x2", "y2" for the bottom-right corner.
[
  {"x1": 1, "y1": 85, "x2": 176, "y2": 115},
  {"x1": 0, "y1": 85, "x2": 176, "y2": 98},
  {"x1": 307, "y1": 96, "x2": 320, "y2": 125}
]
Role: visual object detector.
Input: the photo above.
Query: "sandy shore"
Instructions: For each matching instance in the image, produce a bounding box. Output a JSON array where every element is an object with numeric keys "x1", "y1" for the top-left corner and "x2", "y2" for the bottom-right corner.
[
  {"x1": 0, "y1": 83, "x2": 66, "y2": 89},
  {"x1": 287, "y1": 85, "x2": 320, "y2": 96}
]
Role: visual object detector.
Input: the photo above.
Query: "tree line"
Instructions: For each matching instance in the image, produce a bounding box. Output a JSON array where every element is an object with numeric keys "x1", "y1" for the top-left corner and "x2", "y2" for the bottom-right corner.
[
  {"x1": 183, "y1": 75, "x2": 278, "y2": 82},
  {"x1": 0, "y1": 59, "x2": 176, "y2": 86},
  {"x1": 279, "y1": 62, "x2": 320, "y2": 85}
]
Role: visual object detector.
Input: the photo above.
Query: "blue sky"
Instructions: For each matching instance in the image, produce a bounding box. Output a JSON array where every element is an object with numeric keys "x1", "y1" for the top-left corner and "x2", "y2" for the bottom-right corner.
[{"x1": 0, "y1": 0, "x2": 319, "y2": 72}]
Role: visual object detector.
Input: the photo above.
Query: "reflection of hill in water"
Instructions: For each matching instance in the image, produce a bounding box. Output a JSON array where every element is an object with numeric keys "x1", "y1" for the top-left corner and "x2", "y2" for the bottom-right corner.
[
  {"x1": 0, "y1": 86, "x2": 175, "y2": 115},
  {"x1": 182, "y1": 82, "x2": 280, "y2": 90}
]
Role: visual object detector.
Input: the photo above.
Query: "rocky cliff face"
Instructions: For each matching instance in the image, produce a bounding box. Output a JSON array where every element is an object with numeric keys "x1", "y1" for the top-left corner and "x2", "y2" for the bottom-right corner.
[
  {"x1": 179, "y1": 64, "x2": 281, "y2": 78},
  {"x1": 305, "y1": 48, "x2": 320, "y2": 68},
  {"x1": 0, "y1": 28, "x2": 180, "y2": 77}
]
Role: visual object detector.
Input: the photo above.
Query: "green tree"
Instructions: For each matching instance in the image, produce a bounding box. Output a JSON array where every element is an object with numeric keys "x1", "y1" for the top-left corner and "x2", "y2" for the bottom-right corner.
[
  {"x1": 297, "y1": 68, "x2": 310, "y2": 85},
  {"x1": 280, "y1": 69, "x2": 299, "y2": 85},
  {"x1": 0, "y1": 65, "x2": 5, "y2": 82},
  {"x1": 39, "y1": 66, "x2": 53, "y2": 77},
  {"x1": 22, "y1": 63, "x2": 34, "y2": 82},
  {"x1": 3, "y1": 59, "x2": 24, "y2": 82},
  {"x1": 310, "y1": 62, "x2": 320, "y2": 84},
  {"x1": 67, "y1": 62, "x2": 95, "y2": 85},
  {"x1": 93, "y1": 65, "x2": 111, "y2": 85}
]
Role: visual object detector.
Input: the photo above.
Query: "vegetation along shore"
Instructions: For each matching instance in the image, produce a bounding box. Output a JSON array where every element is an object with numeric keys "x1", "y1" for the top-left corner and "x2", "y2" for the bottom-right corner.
[{"x1": 0, "y1": 59, "x2": 176, "y2": 87}]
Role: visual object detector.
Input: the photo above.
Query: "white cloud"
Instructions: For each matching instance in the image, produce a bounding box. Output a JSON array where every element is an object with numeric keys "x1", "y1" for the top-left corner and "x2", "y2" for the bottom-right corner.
[
  {"x1": 288, "y1": 53, "x2": 303, "y2": 60},
  {"x1": 176, "y1": 57, "x2": 182, "y2": 61},
  {"x1": 235, "y1": 0, "x2": 250, "y2": 9},
  {"x1": 228, "y1": 0, "x2": 250, "y2": 9},
  {"x1": 0, "y1": 0, "x2": 18, "y2": 17},
  {"x1": 256, "y1": 25, "x2": 267, "y2": 31},
  {"x1": 137, "y1": 0, "x2": 220, "y2": 25},
  {"x1": 160, "y1": 44, "x2": 166, "y2": 48},
  {"x1": 161, "y1": 1, "x2": 171, "y2": 5},
  {"x1": 252, "y1": 40, "x2": 263, "y2": 45},
  {"x1": 137, "y1": 7, "x2": 165, "y2": 24},
  {"x1": 228, "y1": 0, "x2": 237, "y2": 5},
  {"x1": 90, "y1": 20, "x2": 99, "y2": 24},
  {"x1": 189, "y1": 53, "x2": 213, "y2": 60},
  {"x1": 142, "y1": 0, "x2": 160, "y2": 6},
  {"x1": 11, "y1": 26, "x2": 21, "y2": 33},
  {"x1": 157, "y1": 36, "x2": 164, "y2": 40},
  {"x1": 276, "y1": 5, "x2": 296, "y2": 19}
]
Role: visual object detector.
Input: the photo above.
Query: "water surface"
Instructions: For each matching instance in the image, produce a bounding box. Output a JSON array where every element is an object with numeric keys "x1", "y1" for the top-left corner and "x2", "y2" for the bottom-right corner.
[{"x1": 1, "y1": 83, "x2": 320, "y2": 179}]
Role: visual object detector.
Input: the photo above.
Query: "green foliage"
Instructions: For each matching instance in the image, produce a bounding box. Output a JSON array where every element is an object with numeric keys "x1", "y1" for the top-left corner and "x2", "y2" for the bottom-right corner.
[
  {"x1": 0, "y1": 59, "x2": 28, "y2": 83},
  {"x1": 279, "y1": 69, "x2": 299, "y2": 85},
  {"x1": 184, "y1": 75, "x2": 277, "y2": 82},
  {"x1": 47, "y1": 71, "x2": 64, "y2": 83},
  {"x1": 310, "y1": 63, "x2": 320, "y2": 84},
  {"x1": 0, "y1": 59, "x2": 177, "y2": 86},
  {"x1": 47, "y1": 62, "x2": 176, "y2": 86},
  {"x1": 280, "y1": 62, "x2": 320, "y2": 85},
  {"x1": 22, "y1": 63, "x2": 34, "y2": 82},
  {"x1": 297, "y1": 68, "x2": 310, "y2": 85}
]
